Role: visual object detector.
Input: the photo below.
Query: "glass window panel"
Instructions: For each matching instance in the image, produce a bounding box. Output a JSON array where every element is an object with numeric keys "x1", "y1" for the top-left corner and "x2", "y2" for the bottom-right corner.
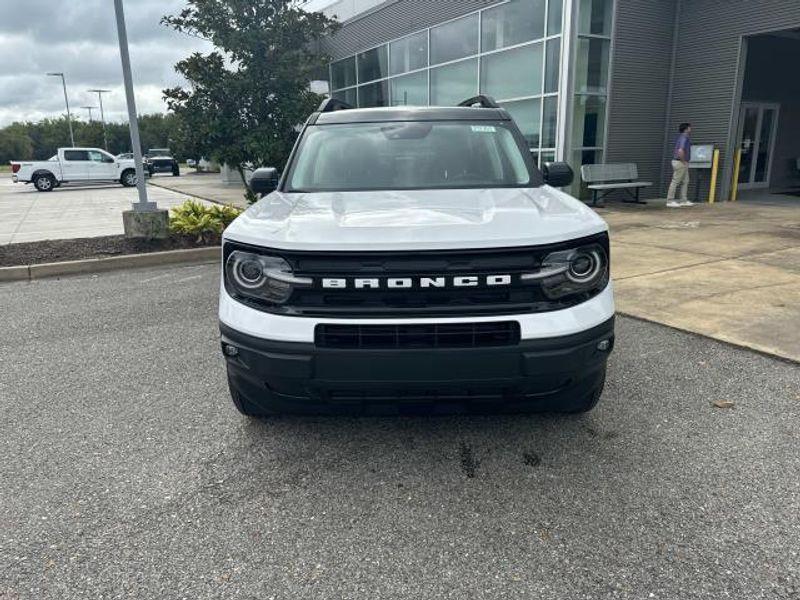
[
  {"x1": 430, "y1": 14, "x2": 478, "y2": 65},
  {"x1": 391, "y1": 71, "x2": 429, "y2": 106},
  {"x1": 390, "y1": 31, "x2": 428, "y2": 75},
  {"x1": 544, "y1": 39, "x2": 561, "y2": 93},
  {"x1": 578, "y1": 0, "x2": 613, "y2": 36},
  {"x1": 430, "y1": 58, "x2": 478, "y2": 106},
  {"x1": 331, "y1": 56, "x2": 356, "y2": 90},
  {"x1": 500, "y1": 98, "x2": 541, "y2": 148},
  {"x1": 481, "y1": 0, "x2": 545, "y2": 52},
  {"x1": 548, "y1": 0, "x2": 564, "y2": 35},
  {"x1": 358, "y1": 81, "x2": 389, "y2": 108},
  {"x1": 332, "y1": 87, "x2": 357, "y2": 107},
  {"x1": 574, "y1": 37, "x2": 610, "y2": 94},
  {"x1": 542, "y1": 96, "x2": 558, "y2": 148},
  {"x1": 571, "y1": 149, "x2": 603, "y2": 199},
  {"x1": 572, "y1": 95, "x2": 606, "y2": 148},
  {"x1": 357, "y1": 45, "x2": 389, "y2": 83},
  {"x1": 481, "y1": 43, "x2": 543, "y2": 100}
]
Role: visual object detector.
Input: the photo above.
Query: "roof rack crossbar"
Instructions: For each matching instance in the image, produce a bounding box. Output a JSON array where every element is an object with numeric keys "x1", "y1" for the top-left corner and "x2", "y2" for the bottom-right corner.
[
  {"x1": 317, "y1": 98, "x2": 354, "y2": 113},
  {"x1": 458, "y1": 95, "x2": 500, "y2": 109}
]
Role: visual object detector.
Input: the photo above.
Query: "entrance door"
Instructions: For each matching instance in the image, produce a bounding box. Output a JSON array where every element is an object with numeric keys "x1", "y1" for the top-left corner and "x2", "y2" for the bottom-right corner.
[{"x1": 737, "y1": 102, "x2": 780, "y2": 190}]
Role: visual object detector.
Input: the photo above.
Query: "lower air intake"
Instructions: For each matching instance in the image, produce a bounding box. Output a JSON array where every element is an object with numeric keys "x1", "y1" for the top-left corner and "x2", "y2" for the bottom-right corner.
[{"x1": 315, "y1": 322, "x2": 520, "y2": 350}]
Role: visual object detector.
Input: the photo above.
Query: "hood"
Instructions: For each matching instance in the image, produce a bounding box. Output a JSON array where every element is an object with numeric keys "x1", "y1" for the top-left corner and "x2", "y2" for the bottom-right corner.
[{"x1": 223, "y1": 187, "x2": 607, "y2": 251}]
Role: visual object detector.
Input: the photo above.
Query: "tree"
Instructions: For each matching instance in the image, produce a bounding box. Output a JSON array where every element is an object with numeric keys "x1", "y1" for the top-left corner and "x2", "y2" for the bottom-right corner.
[
  {"x1": 0, "y1": 126, "x2": 33, "y2": 164},
  {"x1": 0, "y1": 114, "x2": 200, "y2": 162},
  {"x1": 162, "y1": 0, "x2": 339, "y2": 197}
]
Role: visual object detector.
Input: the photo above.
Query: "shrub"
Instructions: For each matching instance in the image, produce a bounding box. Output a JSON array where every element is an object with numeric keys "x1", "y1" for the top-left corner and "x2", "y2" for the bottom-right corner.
[{"x1": 169, "y1": 200, "x2": 242, "y2": 243}]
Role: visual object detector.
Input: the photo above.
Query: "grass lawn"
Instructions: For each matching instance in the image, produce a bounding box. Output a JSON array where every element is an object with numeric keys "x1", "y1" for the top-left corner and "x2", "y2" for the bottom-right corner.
[{"x1": 0, "y1": 164, "x2": 10, "y2": 173}]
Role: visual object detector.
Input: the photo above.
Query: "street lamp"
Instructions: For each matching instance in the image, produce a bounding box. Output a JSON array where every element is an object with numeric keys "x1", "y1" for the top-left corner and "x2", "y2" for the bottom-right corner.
[
  {"x1": 88, "y1": 89, "x2": 111, "y2": 150},
  {"x1": 114, "y1": 0, "x2": 153, "y2": 212},
  {"x1": 114, "y1": 0, "x2": 167, "y2": 240},
  {"x1": 46, "y1": 72, "x2": 75, "y2": 147},
  {"x1": 81, "y1": 106, "x2": 97, "y2": 121}
]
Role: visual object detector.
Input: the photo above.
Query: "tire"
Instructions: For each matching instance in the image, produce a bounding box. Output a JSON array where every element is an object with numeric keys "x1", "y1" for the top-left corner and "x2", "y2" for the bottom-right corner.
[
  {"x1": 172, "y1": 166, "x2": 180, "y2": 177},
  {"x1": 227, "y1": 368, "x2": 272, "y2": 418},
  {"x1": 33, "y1": 173, "x2": 56, "y2": 192},
  {"x1": 566, "y1": 370, "x2": 606, "y2": 414},
  {"x1": 120, "y1": 169, "x2": 137, "y2": 187}
]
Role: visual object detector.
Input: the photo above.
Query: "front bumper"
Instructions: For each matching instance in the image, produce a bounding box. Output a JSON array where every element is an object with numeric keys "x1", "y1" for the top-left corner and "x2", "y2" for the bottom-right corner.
[{"x1": 221, "y1": 317, "x2": 614, "y2": 414}]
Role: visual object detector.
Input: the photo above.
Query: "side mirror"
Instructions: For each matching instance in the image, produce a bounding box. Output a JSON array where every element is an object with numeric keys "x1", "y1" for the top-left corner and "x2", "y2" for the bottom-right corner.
[
  {"x1": 542, "y1": 161, "x2": 574, "y2": 187},
  {"x1": 249, "y1": 167, "x2": 280, "y2": 196}
]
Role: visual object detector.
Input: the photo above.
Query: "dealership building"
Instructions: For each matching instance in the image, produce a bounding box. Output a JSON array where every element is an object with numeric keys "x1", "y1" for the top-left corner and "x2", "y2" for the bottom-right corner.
[{"x1": 303, "y1": 0, "x2": 800, "y2": 201}]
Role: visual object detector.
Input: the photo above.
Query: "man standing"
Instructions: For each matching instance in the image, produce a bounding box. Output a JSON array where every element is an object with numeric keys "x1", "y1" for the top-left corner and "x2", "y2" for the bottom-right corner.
[{"x1": 667, "y1": 123, "x2": 693, "y2": 208}]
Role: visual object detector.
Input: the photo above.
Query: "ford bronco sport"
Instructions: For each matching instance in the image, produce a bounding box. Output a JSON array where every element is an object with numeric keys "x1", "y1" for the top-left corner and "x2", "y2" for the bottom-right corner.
[{"x1": 219, "y1": 96, "x2": 615, "y2": 416}]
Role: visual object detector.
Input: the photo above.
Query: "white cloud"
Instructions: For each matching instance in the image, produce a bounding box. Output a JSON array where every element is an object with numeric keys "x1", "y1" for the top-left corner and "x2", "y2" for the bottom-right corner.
[{"x1": 0, "y1": 0, "x2": 212, "y2": 126}]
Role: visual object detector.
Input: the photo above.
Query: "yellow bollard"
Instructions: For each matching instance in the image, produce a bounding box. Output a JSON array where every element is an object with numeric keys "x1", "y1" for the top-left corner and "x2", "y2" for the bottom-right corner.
[
  {"x1": 730, "y1": 149, "x2": 742, "y2": 202},
  {"x1": 708, "y1": 149, "x2": 720, "y2": 204}
]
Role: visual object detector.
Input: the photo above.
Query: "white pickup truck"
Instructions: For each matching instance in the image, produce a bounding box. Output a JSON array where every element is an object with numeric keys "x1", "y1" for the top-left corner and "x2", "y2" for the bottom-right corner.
[{"x1": 10, "y1": 147, "x2": 139, "y2": 191}]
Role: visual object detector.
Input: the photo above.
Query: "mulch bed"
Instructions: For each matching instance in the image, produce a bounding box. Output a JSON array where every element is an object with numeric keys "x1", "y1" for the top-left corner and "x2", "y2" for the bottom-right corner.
[{"x1": 0, "y1": 235, "x2": 220, "y2": 268}]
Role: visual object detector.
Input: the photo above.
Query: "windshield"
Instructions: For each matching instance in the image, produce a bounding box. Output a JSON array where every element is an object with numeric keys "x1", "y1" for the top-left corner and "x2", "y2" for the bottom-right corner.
[{"x1": 286, "y1": 121, "x2": 540, "y2": 192}]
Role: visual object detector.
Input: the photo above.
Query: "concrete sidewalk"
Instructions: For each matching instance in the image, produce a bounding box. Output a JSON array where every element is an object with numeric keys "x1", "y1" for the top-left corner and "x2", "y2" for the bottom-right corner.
[
  {"x1": 148, "y1": 172, "x2": 249, "y2": 208},
  {"x1": 602, "y1": 201, "x2": 800, "y2": 362},
  {"x1": 0, "y1": 179, "x2": 210, "y2": 245}
]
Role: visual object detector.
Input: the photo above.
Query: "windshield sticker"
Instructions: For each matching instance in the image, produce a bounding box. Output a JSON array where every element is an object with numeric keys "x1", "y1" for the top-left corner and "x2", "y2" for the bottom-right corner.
[{"x1": 471, "y1": 125, "x2": 496, "y2": 133}]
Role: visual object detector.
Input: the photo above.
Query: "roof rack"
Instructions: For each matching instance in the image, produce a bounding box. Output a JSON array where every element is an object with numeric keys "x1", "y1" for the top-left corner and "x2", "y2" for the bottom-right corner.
[
  {"x1": 458, "y1": 95, "x2": 500, "y2": 109},
  {"x1": 317, "y1": 98, "x2": 354, "y2": 113}
]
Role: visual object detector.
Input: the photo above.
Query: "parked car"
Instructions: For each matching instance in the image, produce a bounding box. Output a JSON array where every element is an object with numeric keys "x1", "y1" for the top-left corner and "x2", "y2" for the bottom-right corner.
[
  {"x1": 10, "y1": 148, "x2": 138, "y2": 191},
  {"x1": 218, "y1": 97, "x2": 615, "y2": 417},
  {"x1": 144, "y1": 148, "x2": 180, "y2": 177}
]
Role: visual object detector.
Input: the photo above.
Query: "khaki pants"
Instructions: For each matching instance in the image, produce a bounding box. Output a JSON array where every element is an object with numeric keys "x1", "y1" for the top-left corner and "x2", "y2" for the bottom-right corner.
[{"x1": 667, "y1": 160, "x2": 690, "y2": 201}]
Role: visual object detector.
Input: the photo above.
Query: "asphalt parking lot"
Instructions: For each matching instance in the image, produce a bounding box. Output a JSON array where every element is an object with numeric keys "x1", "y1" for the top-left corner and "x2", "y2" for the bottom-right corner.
[{"x1": 1, "y1": 264, "x2": 799, "y2": 599}]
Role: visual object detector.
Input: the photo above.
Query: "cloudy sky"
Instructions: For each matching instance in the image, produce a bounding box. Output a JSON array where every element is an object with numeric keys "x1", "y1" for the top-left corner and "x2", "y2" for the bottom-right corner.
[{"x1": 0, "y1": 0, "x2": 212, "y2": 127}]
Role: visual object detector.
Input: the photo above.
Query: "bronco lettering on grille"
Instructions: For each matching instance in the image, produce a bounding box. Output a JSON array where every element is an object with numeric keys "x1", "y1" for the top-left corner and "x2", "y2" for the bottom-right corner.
[{"x1": 321, "y1": 275, "x2": 513, "y2": 289}]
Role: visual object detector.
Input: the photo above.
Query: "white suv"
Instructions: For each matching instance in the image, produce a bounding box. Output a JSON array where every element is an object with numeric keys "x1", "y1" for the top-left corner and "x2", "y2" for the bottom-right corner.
[{"x1": 219, "y1": 97, "x2": 615, "y2": 416}]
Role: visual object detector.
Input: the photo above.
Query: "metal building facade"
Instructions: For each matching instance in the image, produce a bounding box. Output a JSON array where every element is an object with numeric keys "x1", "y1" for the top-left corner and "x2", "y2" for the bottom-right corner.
[{"x1": 317, "y1": 0, "x2": 800, "y2": 200}]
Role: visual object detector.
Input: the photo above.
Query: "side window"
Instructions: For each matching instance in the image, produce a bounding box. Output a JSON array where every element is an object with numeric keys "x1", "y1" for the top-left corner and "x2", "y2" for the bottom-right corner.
[
  {"x1": 63, "y1": 150, "x2": 90, "y2": 161},
  {"x1": 88, "y1": 151, "x2": 105, "y2": 163}
]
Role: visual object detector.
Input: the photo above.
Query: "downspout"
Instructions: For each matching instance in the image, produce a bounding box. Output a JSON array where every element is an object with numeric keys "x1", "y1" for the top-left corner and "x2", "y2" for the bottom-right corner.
[{"x1": 660, "y1": 0, "x2": 682, "y2": 196}]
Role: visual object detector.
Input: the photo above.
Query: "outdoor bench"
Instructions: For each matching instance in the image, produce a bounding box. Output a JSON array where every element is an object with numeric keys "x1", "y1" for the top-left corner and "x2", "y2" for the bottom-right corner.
[{"x1": 580, "y1": 163, "x2": 652, "y2": 206}]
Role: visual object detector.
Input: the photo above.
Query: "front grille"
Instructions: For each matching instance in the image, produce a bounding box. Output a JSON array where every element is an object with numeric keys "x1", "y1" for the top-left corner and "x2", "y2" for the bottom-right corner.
[
  {"x1": 224, "y1": 233, "x2": 609, "y2": 317},
  {"x1": 316, "y1": 322, "x2": 520, "y2": 349},
  {"x1": 152, "y1": 159, "x2": 173, "y2": 167}
]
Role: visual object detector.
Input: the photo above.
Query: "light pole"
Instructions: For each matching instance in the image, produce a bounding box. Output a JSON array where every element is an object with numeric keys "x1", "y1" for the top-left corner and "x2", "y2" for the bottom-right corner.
[
  {"x1": 88, "y1": 89, "x2": 111, "y2": 150},
  {"x1": 46, "y1": 72, "x2": 75, "y2": 147},
  {"x1": 114, "y1": 0, "x2": 154, "y2": 212},
  {"x1": 81, "y1": 106, "x2": 97, "y2": 122},
  {"x1": 115, "y1": 0, "x2": 167, "y2": 239}
]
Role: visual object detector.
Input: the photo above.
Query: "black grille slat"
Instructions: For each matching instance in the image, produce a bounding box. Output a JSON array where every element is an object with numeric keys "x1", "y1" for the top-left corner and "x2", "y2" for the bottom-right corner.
[{"x1": 316, "y1": 322, "x2": 520, "y2": 349}]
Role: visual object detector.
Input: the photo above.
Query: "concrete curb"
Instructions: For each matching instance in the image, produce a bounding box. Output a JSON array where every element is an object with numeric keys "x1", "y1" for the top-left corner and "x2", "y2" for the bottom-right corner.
[{"x1": 0, "y1": 247, "x2": 220, "y2": 282}]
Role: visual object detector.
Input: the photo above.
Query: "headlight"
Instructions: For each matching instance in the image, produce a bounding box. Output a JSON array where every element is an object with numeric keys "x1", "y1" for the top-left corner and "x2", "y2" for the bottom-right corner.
[
  {"x1": 522, "y1": 243, "x2": 609, "y2": 300},
  {"x1": 224, "y1": 250, "x2": 312, "y2": 305}
]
